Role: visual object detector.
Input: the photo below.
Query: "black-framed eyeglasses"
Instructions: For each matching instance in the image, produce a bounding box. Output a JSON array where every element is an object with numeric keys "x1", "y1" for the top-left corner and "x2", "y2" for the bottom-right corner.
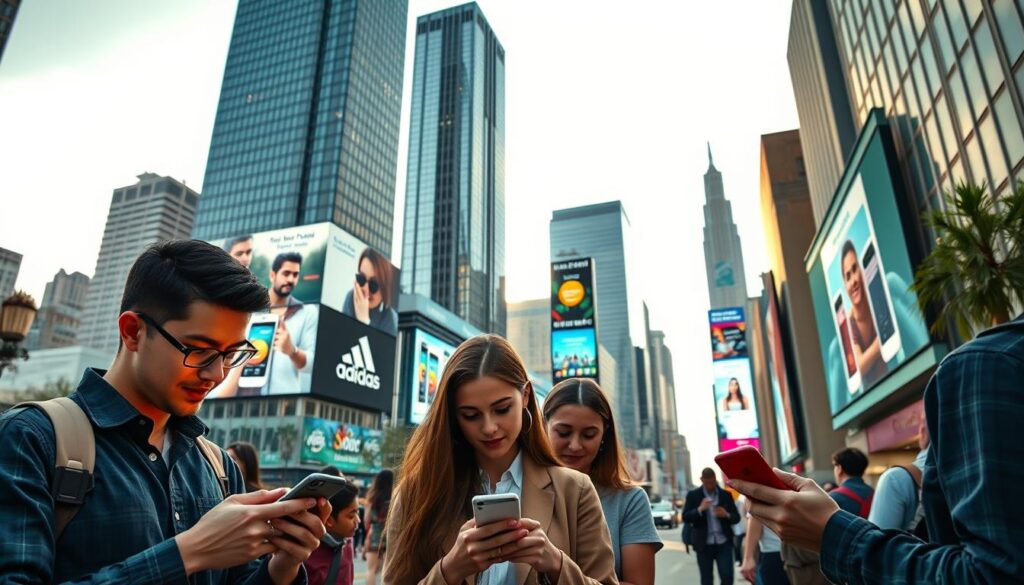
[
  {"x1": 355, "y1": 272, "x2": 380, "y2": 294},
  {"x1": 136, "y1": 312, "x2": 258, "y2": 369}
]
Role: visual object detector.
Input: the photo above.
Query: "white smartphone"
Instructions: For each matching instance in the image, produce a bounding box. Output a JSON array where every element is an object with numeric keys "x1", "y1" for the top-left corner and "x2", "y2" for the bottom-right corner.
[
  {"x1": 832, "y1": 291, "x2": 862, "y2": 394},
  {"x1": 239, "y1": 313, "x2": 278, "y2": 388},
  {"x1": 472, "y1": 493, "x2": 521, "y2": 527},
  {"x1": 860, "y1": 240, "x2": 902, "y2": 362}
]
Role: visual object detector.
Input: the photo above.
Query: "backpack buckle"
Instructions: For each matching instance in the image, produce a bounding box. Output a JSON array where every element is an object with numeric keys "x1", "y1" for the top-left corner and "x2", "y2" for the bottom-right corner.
[{"x1": 52, "y1": 464, "x2": 93, "y2": 505}]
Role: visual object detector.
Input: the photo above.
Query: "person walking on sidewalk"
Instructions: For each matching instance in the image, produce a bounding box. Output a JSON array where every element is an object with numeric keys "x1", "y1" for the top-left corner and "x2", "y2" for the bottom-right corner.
[
  {"x1": 683, "y1": 467, "x2": 741, "y2": 585},
  {"x1": 365, "y1": 469, "x2": 393, "y2": 585}
]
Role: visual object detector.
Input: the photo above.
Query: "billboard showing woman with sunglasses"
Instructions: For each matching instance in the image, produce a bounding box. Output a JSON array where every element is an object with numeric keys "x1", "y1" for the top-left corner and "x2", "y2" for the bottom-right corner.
[{"x1": 342, "y1": 247, "x2": 398, "y2": 336}]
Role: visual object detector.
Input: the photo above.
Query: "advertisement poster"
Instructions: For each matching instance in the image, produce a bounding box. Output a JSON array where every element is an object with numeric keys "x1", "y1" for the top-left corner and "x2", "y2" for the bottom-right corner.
[
  {"x1": 311, "y1": 305, "x2": 396, "y2": 412},
  {"x1": 551, "y1": 258, "x2": 597, "y2": 330},
  {"x1": 761, "y1": 273, "x2": 800, "y2": 462},
  {"x1": 708, "y1": 307, "x2": 760, "y2": 452},
  {"x1": 300, "y1": 416, "x2": 382, "y2": 476},
  {"x1": 810, "y1": 163, "x2": 929, "y2": 415},
  {"x1": 551, "y1": 328, "x2": 599, "y2": 382},
  {"x1": 409, "y1": 328, "x2": 457, "y2": 425},
  {"x1": 709, "y1": 308, "x2": 749, "y2": 360}
]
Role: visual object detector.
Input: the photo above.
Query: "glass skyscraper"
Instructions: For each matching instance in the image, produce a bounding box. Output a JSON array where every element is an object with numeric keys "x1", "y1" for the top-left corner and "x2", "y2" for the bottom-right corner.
[
  {"x1": 401, "y1": 2, "x2": 506, "y2": 335},
  {"x1": 792, "y1": 0, "x2": 1024, "y2": 223},
  {"x1": 702, "y1": 145, "x2": 750, "y2": 309},
  {"x1": 193, "y1": 0, "x2": 408, "y2": 256}
]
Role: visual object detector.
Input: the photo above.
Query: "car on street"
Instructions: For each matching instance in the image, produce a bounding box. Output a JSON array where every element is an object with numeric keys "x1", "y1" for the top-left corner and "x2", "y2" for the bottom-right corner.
[{"x1": 650, "y1": 500, "x2": 678, "y2": 529}]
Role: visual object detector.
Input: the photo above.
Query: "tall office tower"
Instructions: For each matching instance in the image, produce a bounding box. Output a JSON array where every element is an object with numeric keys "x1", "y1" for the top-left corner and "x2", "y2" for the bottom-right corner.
[
  {"x1": 0, "y1": 246, "x2": 22, "y2": 299},
  {"x1": 702, "y1": 145, "x2": 749, "y2": 309},
  {"x1": 787, "y1": 0, "x2": 859, "y2": 226},
  {"x1": 193, "y1": 0, "x2": 408, "y2": 256},
  {"x1": 79, "y1": 174, "x2": 199, "y2": 357},
  {"x1": 0, "y1": 0, "x2": 20, "y2": 64},
  {"x1": 551, "y1": 201, "x2": 646, "y2": 448},
  {"x1": 506, "y1": 298, "x2": 550, "y2": 375},
  {"x1": 790, "y1": 0, "x2": 1024, "y2": 225},
  {"x1": 648, "y1": 328, "x2": 681, "y2": 497},
  {"x1": 401, "y1": 2, "x2": 506, "y2": 336},
  {"x1": 26, "y1": 269, "x2": 91, "y2": 351}
]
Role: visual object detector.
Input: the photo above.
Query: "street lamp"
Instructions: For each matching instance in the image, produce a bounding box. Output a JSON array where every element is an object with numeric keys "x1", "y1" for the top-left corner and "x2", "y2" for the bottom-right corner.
[{"x1": 0, "y1": 290, "x2": 38, "y2": 380}]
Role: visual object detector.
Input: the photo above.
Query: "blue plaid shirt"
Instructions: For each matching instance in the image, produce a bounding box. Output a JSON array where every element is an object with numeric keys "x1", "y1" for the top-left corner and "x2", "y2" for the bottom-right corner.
[
  {"x1": 0, "y1": 369, "x2": 292, "y2": 584},
  {"x1": 820, "y1": 317, "x2": 1024, "y2": 583}
]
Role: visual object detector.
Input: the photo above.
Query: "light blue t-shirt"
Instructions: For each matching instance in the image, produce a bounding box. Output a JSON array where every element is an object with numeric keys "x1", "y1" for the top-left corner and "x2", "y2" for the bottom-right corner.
[{"x1": 599, "y1": 486, "x2": 664, "y2": 578}]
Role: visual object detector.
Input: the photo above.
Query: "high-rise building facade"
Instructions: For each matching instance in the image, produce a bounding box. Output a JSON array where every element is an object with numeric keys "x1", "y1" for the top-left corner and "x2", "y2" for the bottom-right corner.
[
  {"x1": 0, "y1": 246, "x2": 21, "y2": 299},
  {"x1": 788, "y1": 0, "x2": 859, "y2": 225},
  {"x1": 0, "y1": 0, "x2": 20, "y2": 64},
  {"x1": 193, "y1": 0, "x2": 408, "y2": 256},
  {"x1": 648, "y1": 328, "x2": 682, "y2": 497},
  {"x1": 791, "y1": 0, "x2": 1024, "y2": 224},
  {"x1": 26, "y1": 269, "x2": 91, "y2": 351},
  {"x1": 759, "y1": 129, "x2": 846, "y2": 480},
  {"x1": 79, "y1": 173, "x2": 199, "y2": 357},
  {"x1": 551, "y1": 201, "x2": 646, "y2": 448},
  {"x1": 401, "y1": 2, "x2": 506, "y2": 336},
  {"x1": 506, "y1": 298, "x2": 550, "y2": 375},
  {"x1": 702, "y1": 145, "x2": 749, "y2": 308}
]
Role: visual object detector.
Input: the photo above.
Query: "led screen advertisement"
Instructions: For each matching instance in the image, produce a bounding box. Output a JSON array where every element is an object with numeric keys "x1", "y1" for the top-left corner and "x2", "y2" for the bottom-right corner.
[
  {"x1": 807, "y1": 130, "x2": 929, "y2": 416},
  {"x1": 408, "y1": 329, "x2": 458, "y2": 425},
  {"x1": 550, "y1": 258, "x2": 599, "y2": 383},
  {"x1": 761, "y1": 273, "x2": 801, "y2": 463},
  {"x1": 310, "y1": 305, "x2": 396, "y2": 412},
  {"x1": 300, "y1": 416, "x2": 382, "y2": 475},
  {"x1": 709, "y1": 307, "x2": 760, "y2": 452}
]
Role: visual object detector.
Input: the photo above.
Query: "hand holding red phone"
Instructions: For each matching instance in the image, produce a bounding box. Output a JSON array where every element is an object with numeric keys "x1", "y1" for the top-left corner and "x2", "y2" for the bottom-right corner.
[{"x1": 728, "y1": 468, "x2": 839, "y2": 553}]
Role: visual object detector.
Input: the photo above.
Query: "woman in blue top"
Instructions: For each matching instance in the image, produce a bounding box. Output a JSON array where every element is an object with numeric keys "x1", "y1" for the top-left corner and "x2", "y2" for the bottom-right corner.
[{"x1": 543, "y1": 378, "x2": 663, "y2": 585}]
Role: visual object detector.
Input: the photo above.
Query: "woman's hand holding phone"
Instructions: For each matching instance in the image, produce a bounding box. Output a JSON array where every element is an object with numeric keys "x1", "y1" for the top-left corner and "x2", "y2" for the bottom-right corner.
[
  {"x1": 440, "y1": 519, "x2": 529, "y2": 585},
  {"x1": 491, "y1": 517, "x2": 564, "y2": 582}
]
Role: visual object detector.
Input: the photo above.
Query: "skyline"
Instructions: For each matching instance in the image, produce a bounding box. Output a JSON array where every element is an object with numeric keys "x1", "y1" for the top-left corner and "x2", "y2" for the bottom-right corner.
[{"x1": 0, "y1": 0, "x2": 800, "y2": 470}]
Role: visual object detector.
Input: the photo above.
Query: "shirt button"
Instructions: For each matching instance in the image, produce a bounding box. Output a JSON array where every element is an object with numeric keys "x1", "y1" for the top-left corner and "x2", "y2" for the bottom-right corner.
[
  {"x1": 138, "y1": 419, "x2": 146, "y2": 426},
  {"x1": 148, "y1": 453, "x2": 158, "y2": 462},
  {"x1": 174, "y1": 511, "x2": 181, "y2": 521}
]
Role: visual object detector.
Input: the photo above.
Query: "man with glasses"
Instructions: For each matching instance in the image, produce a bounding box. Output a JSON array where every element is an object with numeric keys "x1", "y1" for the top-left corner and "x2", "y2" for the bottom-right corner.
[
  {"x1": 257, "y1": 251, "x2": 318, "y2": 396},
  {"x1": 0, "y1": 240, "x2": 330, "y2": 584}
]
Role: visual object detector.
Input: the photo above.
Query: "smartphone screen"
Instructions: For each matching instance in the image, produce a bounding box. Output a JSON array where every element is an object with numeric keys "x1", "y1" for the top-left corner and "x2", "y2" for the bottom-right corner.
[
  {"x1": 427, "y1": 353, "x2": 440, "y2": 402},
  {"x1": 834, "y1": 298, "x2": 857, "y2": 377},
  {"x1": 418, "y1": 343, "x2": 429, "y2": 402},
  {"x1": 861, "y1": 243, "x2": 896, "y2": 344},
  {"x1": 242, "y1": 321, "x2": 275, "y2": 378}
]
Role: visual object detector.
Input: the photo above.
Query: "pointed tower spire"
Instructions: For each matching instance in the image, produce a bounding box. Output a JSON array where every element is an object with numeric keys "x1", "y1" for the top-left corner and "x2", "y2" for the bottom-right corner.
[{"x1": 707, "y1": 142, "x2": 715, "y2": 170}]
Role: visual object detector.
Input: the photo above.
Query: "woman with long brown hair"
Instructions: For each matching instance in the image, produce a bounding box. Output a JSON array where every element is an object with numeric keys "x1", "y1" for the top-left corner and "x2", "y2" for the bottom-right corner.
[
  {"x1": 543, "y1": 378, "x2": 662, "y2": 585},
  {"x1": 383, "y1": 335, "x2": 615, "y2": 585}
]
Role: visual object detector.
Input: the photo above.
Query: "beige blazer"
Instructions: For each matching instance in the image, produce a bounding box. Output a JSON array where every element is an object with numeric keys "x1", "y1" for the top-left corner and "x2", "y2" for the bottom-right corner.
[{"x1": 383, "y1": 456, "x2": 618, "y2": 585}]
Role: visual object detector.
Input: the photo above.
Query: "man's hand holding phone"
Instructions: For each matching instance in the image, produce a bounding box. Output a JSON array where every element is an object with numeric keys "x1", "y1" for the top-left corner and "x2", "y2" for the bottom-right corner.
[
  {"x1": 728, "y1": 469, "x2": 839, "y2": 553},
  {"x1": 175, "y1": 487, "x2": 329, "y2": 582},
  {"x1": 714, "y1": 506, "x2": 728, "y2": 519}
]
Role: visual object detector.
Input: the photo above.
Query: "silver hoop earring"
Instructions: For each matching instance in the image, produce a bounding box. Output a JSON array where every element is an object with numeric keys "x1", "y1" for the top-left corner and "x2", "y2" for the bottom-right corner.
[{"x1": 522, "y1": 408, "x2": 533, "y2": 434}]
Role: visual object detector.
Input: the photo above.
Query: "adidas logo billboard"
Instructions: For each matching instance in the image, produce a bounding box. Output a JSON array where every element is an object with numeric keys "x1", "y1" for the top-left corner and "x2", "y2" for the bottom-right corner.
[{"x1": 335, "y1": 336, "x2": 382, "y2": 390}]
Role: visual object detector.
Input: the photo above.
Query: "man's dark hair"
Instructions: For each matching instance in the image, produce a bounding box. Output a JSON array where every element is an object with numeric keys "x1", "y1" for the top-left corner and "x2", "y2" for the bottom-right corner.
[
  {"x1": 223, "y1": 234, "x2": 253, "y2": 252},
  {"x1": 328, "y1": 479, "x2": 359, "y2": 514},
  {"x1": 832, "y1": 447, "x2": 869, "y2": 477},
  {"x1": 119, "y1": 240, "x2": 269, "y2": 325},
  {"x1": 701, "y1": 467, "x2": 716, "y2": 479},
  {"x1": 272, "y1": 252, "x2": 303, "y2": 272}
]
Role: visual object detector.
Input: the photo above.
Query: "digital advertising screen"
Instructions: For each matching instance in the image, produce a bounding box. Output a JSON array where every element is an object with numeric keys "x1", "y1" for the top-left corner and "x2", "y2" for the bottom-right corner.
[
  {"x1": 300, "y1": 417, "x2": 382, "y2": 475},
  {"x1": 552, "y1": 328, "x2": 599, "y2": 382},
  {"x1": 551, "y1": 258, "x2": 597, "y2": 330},
  {"x1": 761, "y1": 272, "x2": 801, "y2": 463},
  {"x1": 806, "y1": 124, "x2": 930, "y2": 417},
  {"x1": 408, "y1": 328, "x2": 458, "y2": 425},
  {"x1": 709, "y1": 307, "x2": 760, "y2": 452},
  {"x1": 310, "y1": 305, "x2": 397, "y2": 412},
  {"x1": 709, "y1": 307, "x2": 749, "y2": 360}
]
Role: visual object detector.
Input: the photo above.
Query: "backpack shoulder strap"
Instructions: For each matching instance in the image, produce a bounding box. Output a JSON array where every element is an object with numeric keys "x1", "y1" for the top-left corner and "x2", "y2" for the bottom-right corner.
[
  {"x1": 832, "y1": 485, "x2": 872, "y2": 517},
  {"x1": 895, "y1": 465, "x2": 922, "y2": 489},
  {"x1": 195, "y1": 435, "x2": 230, "y2": 499},
  {"x1": 14, "y1": 398, "x2": 96, "y2": 540}
]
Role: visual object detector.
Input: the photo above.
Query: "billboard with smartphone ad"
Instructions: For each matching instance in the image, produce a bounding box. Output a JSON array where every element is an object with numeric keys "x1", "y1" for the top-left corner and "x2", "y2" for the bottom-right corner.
[
  {"x1": 551, "y1": 328, "x2": 599, "y2": 382},
  {"x1": 806, "y1": 127, "x2": 929, "y2": 417},
  {"x1": 761, "y1": 272, "x2": 801, "y2": 462},
  {"x1": 300, "y1": 416, "x2": 382, "y2": 475},
  {"x1": 408, "y1": 328, "x2": 458, "y2": 425},
  {"x1": 551, "y1": 258, "x2": 597, "y2": 330},
  {"x1": 709, "y1": 307, "x2": 760, "y2": 452},
  {"x1": 213, "y1": 222, "x2": 400, "y2": 337}
]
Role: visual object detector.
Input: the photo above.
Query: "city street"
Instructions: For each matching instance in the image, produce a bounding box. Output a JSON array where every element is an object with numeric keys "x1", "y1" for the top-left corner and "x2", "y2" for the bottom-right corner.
[{"x1": 351, "y1": 528, "x2": 701, "y2": 584}]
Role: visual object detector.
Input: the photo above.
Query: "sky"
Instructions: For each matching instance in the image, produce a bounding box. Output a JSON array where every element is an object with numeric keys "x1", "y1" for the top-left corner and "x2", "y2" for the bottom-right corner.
[{"x1": 0, "y1": 0, "x2": 801, "y2": 479}]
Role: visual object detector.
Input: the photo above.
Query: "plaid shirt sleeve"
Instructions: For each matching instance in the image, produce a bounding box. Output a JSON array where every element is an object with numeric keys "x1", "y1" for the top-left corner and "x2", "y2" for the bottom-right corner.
[{"x1": 819, "y1": 344, "x2": 1024, "y2": 583}]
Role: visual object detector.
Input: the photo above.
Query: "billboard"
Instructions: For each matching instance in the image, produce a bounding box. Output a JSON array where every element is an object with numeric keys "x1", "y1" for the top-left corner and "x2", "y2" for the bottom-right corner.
[
  {"x1": 709, "y1": 307, "x2": 760, "y2": 452},
  {"x1": 761, "y1": 273, "x2": 801, "y2": 463},
  {"x1": 300, "y1": 416, "x2": 382, "y2": 475},
  {"x1": 550, "y1": 258, "x2": 599, "y2": 383},
  {"x1": 408, "y1": 328, "x2": 458, "y2": 425},
  {"x1": 207, "y1": 223, "x2": 399, "y2": 402},
  {"x1": 806, "y1": 127, "x2": 930, "y2": 417}
]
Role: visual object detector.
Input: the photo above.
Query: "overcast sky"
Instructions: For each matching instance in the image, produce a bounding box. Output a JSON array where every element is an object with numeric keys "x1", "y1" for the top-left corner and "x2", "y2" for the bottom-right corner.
[{"x1": 0, "y1": 0, "x2": 801, "y2": 478}]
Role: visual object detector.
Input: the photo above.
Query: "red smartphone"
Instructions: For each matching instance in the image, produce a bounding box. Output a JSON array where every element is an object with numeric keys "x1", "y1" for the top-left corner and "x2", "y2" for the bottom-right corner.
[{"x1": 714, "y1": 445, "x2": 793, "y2": 491}]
